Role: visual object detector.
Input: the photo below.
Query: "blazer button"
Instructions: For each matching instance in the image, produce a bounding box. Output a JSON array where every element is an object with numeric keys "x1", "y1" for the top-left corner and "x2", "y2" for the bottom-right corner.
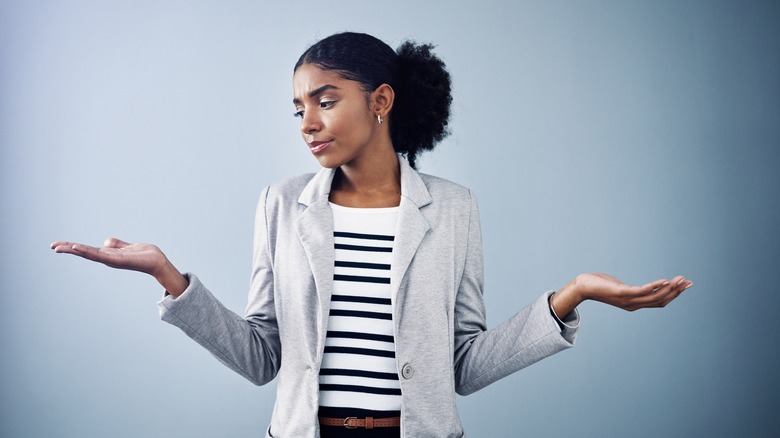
[{"x1": 401, "y1": 363, "x2": 413, "y2": 379}]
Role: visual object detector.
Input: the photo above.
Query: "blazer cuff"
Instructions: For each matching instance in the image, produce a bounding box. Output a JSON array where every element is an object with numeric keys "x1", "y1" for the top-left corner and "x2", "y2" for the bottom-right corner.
[
  {"x1": 157, "y1": 272, "x2": 199, "y2": 317},
  {"x1": 547, "y1": 291, "x2": 580, "y2": 337}
]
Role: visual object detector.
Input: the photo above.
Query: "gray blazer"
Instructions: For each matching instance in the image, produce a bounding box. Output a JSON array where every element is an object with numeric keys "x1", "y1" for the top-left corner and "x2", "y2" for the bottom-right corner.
[{"x1": 158, "y1": 156, "x2": 578, "y2": 437}]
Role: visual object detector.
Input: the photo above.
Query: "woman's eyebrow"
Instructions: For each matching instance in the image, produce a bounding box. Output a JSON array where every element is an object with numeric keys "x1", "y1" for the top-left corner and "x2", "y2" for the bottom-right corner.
[{"x1": 293, "y1": 84, "x2": 339, "y2": 105}]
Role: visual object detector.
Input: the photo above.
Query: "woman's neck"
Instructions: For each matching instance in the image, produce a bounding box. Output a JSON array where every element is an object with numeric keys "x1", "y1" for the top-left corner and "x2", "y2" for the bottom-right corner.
[{"x1": 329, "y1": 151, "x2": 401, "y2": 208}]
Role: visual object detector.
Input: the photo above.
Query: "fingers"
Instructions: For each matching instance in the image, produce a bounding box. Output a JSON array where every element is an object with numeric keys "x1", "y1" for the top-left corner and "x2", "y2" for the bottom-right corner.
[
  {"x1": 646, "y1": 279, "x2": 670, "y2": 292},
  {"x1": 50, "y1": 240, "x2": 115, "y2": 266},
  {"x1": 677, "y1": 276, "x2": 693, "y2": 290},
  {"x1": 636, "y1": 275, "x2": 693, "y2": 309},
  {"x1": 51, "y1": 241, "x2": 77, "y2": 250},
  {"x1": 664, "y1": 276, "x2": 693, "y2": 296},
  {"x1": 50, "y1": 242, "x2": 106, "y2": 265},
  {"x1": 50, "y1": 241, "x2": 87, "y2": 254},
  {"x1": 51, "y1": 238, "x2": 130, "y2": 253},
  {"x1": 68, "y1": 243, "x2": 106, "y2": 262},
  {"x1": 642, "y1": 277, "x2": 692, "y2": 293}
]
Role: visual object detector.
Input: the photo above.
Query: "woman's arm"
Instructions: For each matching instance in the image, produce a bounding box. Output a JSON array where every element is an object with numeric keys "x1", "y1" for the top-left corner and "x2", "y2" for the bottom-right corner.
[
  {"x1": 51, "y1": 221, "x2": 281, "y2": 385},
  {"x1": 51, "y1": 186, "x2": 282, "y2": 385},
  {"x1": 50, "y1": 237, "x2": 189, "y2": 296}
]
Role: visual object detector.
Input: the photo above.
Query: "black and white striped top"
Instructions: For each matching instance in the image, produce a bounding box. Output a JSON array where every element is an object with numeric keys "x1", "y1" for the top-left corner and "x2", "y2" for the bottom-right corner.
[{"x1": 318, "y1": 203, "x2": 401, "y2": 416}]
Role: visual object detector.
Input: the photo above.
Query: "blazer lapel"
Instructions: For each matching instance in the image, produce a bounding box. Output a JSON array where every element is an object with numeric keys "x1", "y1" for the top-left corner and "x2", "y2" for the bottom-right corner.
[
  {"x1": 390, "y1": 157, "x2": 432, "y2": 312},
  {"x1": 295, "y1": 167, "x2": 337, "y2": 356}
]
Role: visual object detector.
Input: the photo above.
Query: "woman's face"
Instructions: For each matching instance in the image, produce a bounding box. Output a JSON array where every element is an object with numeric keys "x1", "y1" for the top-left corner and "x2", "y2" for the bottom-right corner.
[{"x1": 293, "y1": 63, "x2": 382, "y2": 169}]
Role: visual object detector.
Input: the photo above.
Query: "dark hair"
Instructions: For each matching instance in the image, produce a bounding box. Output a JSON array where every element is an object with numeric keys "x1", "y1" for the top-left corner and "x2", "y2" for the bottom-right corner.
[{"x1": 294, "y1": 32, "x2": 452, "y2": 169}]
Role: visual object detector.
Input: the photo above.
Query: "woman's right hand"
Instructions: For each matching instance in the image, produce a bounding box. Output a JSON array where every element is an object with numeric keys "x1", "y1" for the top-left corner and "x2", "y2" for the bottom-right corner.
[{"x1": 50, "y1": 238, "x2": 189, "y2": 296}]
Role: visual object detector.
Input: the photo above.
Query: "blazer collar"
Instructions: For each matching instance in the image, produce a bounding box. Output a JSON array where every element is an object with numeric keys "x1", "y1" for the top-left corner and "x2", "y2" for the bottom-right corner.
[{"x1": 296, "y1": 154, "x2": 432, "y2": 208}]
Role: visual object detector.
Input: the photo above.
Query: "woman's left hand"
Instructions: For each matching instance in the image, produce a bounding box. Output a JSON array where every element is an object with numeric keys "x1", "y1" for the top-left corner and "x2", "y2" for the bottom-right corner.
[{"x1": 551, "y1": 273, "x2": 693, "y2": 318}]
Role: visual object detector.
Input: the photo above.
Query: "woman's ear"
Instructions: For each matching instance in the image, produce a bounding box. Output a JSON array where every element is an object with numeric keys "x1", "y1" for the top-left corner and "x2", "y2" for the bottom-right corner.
[{"x1": 371, "y1": 83, "x2": 395, "y2": 119}]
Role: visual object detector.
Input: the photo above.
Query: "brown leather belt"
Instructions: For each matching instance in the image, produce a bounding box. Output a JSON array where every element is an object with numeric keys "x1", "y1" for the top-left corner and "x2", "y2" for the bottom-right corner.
[{"x1": 319, "y1": 416, "x2": 401, "y2": 429}]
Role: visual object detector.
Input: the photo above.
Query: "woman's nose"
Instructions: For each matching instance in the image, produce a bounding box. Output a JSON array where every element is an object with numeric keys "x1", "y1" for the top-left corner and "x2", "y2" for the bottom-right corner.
[{"x1": 300, "y1": 110, "x2": 321, "y2": 135}]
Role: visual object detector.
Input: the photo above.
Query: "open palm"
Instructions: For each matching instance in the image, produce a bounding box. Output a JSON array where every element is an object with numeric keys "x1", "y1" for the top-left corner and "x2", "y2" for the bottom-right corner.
[
  {"x1": 573, "y1": 272, "x2": 691, "y2": 312},
  {"x1": 50, "y1": 238, "x2": 168, "y2": 277}
]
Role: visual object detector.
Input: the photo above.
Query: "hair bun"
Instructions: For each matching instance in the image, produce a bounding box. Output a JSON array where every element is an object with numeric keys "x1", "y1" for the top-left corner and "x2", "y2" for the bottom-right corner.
[{"x1": 392, "y1": 41, "x2": 452, "y2": 168}]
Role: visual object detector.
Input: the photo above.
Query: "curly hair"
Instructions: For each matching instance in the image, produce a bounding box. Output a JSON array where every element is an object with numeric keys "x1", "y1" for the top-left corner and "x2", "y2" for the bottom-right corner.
[{"x1": 294, "y1": 32, "x2": 452, "y2": 169}]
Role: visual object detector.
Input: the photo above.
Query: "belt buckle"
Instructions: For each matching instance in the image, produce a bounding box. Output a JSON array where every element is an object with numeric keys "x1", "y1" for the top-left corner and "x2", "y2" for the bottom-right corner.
[{"x1": 343, "y1": 417, "x2": 358, "y2": 429}]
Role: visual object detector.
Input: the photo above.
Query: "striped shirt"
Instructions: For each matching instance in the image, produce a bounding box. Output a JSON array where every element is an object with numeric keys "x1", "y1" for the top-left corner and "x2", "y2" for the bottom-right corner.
[{"x1": 318, "y1": 202, "x2": 401, "y2": 415}]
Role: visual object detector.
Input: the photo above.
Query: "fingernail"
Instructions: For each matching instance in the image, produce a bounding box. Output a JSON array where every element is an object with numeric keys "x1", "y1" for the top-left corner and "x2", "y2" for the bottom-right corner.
[
  {"x1": 662, "y1": 281, "x2": 670, "y2": 286},
  {"x1": 685, "y1": 281, "x2": 693, "y2": 289}
]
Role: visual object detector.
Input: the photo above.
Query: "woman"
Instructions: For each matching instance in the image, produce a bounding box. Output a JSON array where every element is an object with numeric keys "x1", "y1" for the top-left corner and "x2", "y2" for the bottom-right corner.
[{"x1": 51, "y1": 32, "x2": 692, "y2": 437}]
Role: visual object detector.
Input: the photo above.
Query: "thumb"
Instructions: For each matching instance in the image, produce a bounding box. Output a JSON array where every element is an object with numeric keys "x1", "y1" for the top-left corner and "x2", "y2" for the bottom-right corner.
[{"x1": 104, "y1": 237, "x2": 130, "y2": 248}]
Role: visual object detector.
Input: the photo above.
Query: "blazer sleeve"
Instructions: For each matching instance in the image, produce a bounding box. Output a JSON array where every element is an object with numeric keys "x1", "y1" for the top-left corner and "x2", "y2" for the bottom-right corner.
[
  {"x1": 157, "y1": 186, "x2": 282, "y2": 386},
  {"x1": 452, "y1": 190, "x2": 579, "y2": 395}
]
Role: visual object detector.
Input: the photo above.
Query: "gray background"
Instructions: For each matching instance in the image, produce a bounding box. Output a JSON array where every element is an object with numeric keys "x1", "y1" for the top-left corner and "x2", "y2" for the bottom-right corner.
[{"x1": 2, "y1": 0, "x2": 778, "y2": 436}]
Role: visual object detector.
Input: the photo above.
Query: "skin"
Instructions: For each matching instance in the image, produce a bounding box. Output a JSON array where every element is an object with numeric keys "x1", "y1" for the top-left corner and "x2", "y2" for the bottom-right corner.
[
  {"x1": 293, "y1": 63, "x2": 401, "y2": 208},
  {"x1": 51, "y1": 64, "x2": 693, "y2": 315},
  {"x1": 50, "y1": 238, "x2": 189, "y2": 296}
]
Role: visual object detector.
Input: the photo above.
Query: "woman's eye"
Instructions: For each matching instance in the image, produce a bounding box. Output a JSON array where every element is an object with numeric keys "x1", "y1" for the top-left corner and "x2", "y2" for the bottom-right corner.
[
  {"x1": 320, "y1": 100, "x2": 335, "y2": 109},
  {"x1": 293, "y1": 109, "x2": 304, "y2": 118}
]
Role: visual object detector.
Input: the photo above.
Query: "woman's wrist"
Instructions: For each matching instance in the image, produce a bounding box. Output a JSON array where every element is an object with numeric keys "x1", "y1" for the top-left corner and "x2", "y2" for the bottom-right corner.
[
  {"x1": 154, "y1": 260, "x2": 189, "y2": 297},
  {"x1": 551, "y1": 279, "x2": 586, "y2": 319}
]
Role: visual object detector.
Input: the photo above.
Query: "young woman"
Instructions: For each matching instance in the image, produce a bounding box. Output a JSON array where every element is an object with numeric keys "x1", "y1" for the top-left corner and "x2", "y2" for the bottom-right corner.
[{"x1": 51, "y1": 32, "x2": 692, "y2": 437}]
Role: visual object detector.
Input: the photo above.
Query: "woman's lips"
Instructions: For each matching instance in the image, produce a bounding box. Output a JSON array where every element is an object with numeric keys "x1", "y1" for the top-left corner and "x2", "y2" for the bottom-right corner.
[{"x1": 308, "y1": 140, "x2": 333, "y2": 154}]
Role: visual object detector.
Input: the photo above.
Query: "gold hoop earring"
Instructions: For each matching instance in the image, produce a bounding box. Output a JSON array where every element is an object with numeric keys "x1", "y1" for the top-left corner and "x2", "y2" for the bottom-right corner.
[{"x1": 377, "y1": 114, "x2": 383, "y2": 125}]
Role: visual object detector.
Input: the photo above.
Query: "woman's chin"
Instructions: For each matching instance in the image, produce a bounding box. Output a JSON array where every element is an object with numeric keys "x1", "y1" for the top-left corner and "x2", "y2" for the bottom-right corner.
[{"x1": 312, "y1": 154, "x2": 345, "y2": 169}]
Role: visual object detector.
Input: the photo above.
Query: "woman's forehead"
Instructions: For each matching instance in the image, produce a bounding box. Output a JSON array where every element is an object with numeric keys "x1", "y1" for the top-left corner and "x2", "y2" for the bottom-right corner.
[{"x1": 292, "y1": 64, "x2": 360, "y2": 102}]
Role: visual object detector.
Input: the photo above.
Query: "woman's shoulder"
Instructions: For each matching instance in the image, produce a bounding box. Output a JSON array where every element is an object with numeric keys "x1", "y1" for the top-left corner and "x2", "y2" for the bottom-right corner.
[
  {"x1": 417, "y1": 171, "x2": 475, "y2": 202},
  {"x1": 255, "y1": 172, "x2": 319, "y2": 209},
  {"x1": 267, "y1": 173, "x2": 317, "y2": 194}
]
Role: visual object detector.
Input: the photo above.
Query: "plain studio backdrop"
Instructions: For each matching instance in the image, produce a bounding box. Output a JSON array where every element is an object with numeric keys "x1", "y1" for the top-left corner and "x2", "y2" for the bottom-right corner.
[{"x1": 1, "y1": 1, "x2": 778, "y2": 436}]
